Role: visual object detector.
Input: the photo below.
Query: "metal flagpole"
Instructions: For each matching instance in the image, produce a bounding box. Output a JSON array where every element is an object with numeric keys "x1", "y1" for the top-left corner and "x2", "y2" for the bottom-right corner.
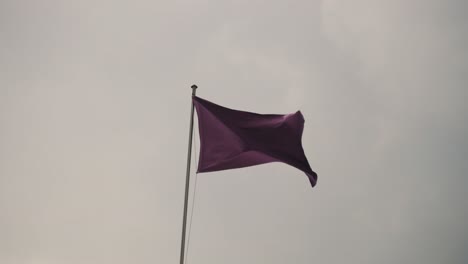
[{"x1": 180, "y1": 84, "x2": 197, "y2": 264}]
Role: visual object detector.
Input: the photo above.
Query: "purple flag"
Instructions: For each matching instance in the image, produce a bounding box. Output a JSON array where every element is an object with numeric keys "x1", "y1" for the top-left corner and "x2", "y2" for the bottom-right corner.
[{"x1": 193, "y1": 96, "x2": 317, "y2": 187}]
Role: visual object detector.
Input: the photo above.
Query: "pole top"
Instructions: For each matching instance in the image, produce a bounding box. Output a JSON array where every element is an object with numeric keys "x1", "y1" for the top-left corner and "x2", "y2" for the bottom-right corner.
[{"x1": 191, "y1": 84, "x2": 197, "y2": 96}]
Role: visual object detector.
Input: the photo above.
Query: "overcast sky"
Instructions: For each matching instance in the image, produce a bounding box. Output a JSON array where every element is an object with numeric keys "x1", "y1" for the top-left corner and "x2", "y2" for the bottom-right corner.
[{"x1": 1, "y1": 1, "x2": 467, "y2": 264}]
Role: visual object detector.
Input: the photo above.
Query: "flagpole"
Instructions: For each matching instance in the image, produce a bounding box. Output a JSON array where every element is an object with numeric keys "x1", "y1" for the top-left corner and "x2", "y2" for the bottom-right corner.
[{"x1": 180, "y1": 84, "x2": 197, "y2": 264}]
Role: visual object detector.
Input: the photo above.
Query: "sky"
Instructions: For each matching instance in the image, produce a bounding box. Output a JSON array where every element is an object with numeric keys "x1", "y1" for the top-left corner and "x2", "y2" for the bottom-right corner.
[{"x1": 1, "y1": 0, "x2": 467, "y2": 263}]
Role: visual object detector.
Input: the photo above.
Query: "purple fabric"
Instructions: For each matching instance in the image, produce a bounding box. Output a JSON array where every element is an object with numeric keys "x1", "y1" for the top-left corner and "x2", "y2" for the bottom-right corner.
[{"x1": 193, "y1": 96, "x2": 317, "y2": 187}]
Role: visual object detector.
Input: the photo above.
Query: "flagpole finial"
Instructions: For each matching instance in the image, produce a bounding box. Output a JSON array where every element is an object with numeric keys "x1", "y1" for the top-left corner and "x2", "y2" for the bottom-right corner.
[{"x1": 191, "y1": 84, "x2": 198, "y2": 96}]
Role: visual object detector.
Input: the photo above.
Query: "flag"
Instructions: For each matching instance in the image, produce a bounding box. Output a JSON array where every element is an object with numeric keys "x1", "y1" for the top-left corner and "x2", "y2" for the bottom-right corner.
[{"x1": 192, "y1": 96, "x2": 317, "y2": 187}]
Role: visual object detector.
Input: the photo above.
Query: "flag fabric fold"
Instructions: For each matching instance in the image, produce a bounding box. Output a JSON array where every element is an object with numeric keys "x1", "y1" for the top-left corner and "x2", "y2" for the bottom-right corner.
[{"x1": 193, "y1": 96, "x2": 317, "y2": 187}]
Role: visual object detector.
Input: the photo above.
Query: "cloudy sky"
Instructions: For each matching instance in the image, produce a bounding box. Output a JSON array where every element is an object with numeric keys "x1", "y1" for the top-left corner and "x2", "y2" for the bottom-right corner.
[{"x1": 1, "y1": 1, "x2": 467, "y2": 263}]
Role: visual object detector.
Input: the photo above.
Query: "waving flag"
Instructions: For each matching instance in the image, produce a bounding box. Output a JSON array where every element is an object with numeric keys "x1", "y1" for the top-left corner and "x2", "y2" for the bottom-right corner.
[{"x1": 193, "y1": 96, "x2": 317, "y2": 187}]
